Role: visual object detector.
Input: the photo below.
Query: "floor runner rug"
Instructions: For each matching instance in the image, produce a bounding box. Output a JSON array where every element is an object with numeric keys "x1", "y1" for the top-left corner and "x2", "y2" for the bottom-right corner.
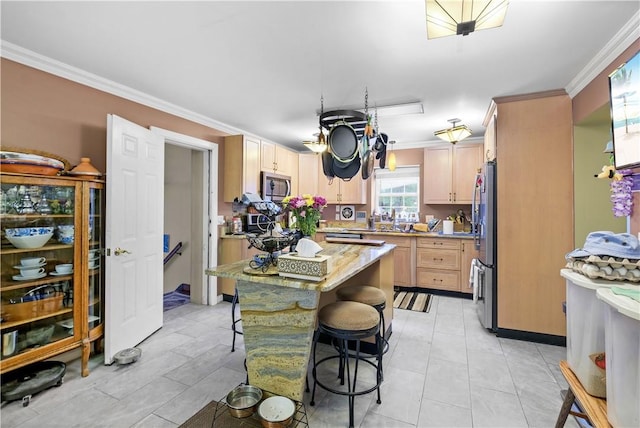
[
  {"x1": 163, "y1": 284, "x2": 190, "y2": 312},
  {"x1": 393, "y1": 291, "x2": 432, "y2": 313}
]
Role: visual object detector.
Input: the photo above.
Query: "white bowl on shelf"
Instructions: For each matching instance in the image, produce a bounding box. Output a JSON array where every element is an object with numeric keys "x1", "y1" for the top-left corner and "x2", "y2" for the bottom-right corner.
[{"x1": 5, "y1": 227, "x2": 54, "y2": 249}]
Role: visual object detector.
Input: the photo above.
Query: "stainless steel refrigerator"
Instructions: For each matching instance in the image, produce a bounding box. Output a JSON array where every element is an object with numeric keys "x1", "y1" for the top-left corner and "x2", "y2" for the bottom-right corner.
[{"x1": 472, "y1": 161, "x2": 497, "y2": 331}]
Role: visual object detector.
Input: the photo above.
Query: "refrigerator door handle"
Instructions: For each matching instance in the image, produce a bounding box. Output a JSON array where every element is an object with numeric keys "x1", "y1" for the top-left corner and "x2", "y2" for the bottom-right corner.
[{"x1": 472, "y1": 173, "x2": 480, "y2": 250}]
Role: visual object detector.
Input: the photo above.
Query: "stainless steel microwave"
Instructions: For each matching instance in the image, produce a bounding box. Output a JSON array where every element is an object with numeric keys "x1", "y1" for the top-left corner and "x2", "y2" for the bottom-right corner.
[{"x1": 261, "y1": 172, "x2": 291, "y2": 203}]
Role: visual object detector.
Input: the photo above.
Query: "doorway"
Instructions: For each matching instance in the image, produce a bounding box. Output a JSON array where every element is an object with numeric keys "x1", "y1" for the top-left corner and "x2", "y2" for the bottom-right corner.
[{"x1": 151, "y1": 126, "x2": 219, "y2": 306}]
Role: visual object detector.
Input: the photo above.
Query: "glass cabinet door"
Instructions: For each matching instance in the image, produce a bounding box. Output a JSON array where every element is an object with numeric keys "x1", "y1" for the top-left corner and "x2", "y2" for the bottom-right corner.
[
  {"x1": 1, "y1": 179, "x2": 79, "y2": 361},
  {"x1": 87, "y1": 184, "x2": 103, "y2": 335}
]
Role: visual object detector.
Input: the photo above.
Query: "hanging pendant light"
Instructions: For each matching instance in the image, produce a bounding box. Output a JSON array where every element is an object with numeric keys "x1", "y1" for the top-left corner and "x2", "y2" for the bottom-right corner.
[
  {"x1": 434, "y1": 118, "x2": 472, "y2": 144},
  {"x1": 388, "y1": 140, "x2": 397, "y2": 171}
]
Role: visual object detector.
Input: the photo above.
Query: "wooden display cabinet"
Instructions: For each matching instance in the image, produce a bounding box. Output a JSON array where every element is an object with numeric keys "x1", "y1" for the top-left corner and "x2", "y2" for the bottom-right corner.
[{"x1": 0, "y1": 173, "x2": 104, "y2": 377}]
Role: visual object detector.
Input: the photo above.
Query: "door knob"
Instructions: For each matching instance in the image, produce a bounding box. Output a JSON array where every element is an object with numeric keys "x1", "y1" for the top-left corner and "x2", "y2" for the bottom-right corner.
[{"x1": 114, "y1": 247, "x2": 132, "y2": 256}]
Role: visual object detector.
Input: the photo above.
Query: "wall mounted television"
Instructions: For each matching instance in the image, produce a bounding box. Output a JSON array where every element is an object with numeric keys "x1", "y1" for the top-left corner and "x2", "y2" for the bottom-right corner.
[{"x1": 609, "y1": 49, "x2": 640, "y2": 170}]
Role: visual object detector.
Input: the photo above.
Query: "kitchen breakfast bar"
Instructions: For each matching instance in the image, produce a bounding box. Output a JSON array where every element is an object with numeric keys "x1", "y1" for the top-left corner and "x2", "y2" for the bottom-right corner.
[{"x1": 205, "y1": 241, "x2": 396, "y2": 401}]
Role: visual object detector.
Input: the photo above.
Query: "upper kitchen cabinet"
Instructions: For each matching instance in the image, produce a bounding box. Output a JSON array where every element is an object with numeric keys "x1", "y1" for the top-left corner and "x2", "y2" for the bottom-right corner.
[
  {"x1": 318, "y1": 170, "x2": 365, "y2": 204},
  {"x1": 223, "y1": 135, "x2": 260, "y2": 202},
  {"x1": 423, "y1": 144, "x2": 483, "y2": 204},
  {"x1": 297, "y1": 153, "x2": 320, "y2": 196},
  {"x1": 260, "y1": 141, "x2": 298, "y2": 178},
  {"x1": 484, "y1": 113, "x2": 497, "y2": 162}
]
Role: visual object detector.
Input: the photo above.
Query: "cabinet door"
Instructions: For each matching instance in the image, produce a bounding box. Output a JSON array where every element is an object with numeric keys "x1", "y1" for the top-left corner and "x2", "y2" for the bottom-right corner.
[
  {"x1": 261, "y1": 141, "x2": 277, "y2": 172},
  {"x1": 0, "y1": 176, "x2": 81, "y2": 372},
  {"x1": 423, "y1": 146, "x2": 453, "y2": 203},
  {"x1": 364, "y1": 234, "x2": 413, "y2": 286},
  {"x1": 317, "y1": 174, "x2": 341, "y2": 204},
  {"x1": 339, "y1": 177, "x2": 365, "y2": 204},
  {"x1": 484, "y1": 114, "x2": 496, "y2": 162},
  {"x1": 275, "y1": 145, "x2": 297, "y2": 177},
  {"x1": 224, "y1": 135, "x2": 261, "y2": 202},
  {"x1": 452, "y1": 145, "x2": 483, "y2": 204},
  {"x1": 459, "y1": 240, "x2": 478, "y2": 295},
  {"x1": 298, "y1": 153, "x2": 319, "y2": 197}
]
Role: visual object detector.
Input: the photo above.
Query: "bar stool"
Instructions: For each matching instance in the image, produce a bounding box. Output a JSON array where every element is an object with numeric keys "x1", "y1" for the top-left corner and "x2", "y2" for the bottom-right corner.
[
  {"x1": 231, "y1": 287, "x2": 242, "y2": 352},
  {"x1": 336, "y1": 285, "x2": 389, "y2": 356},
  {"x1": 310, "y1": 301, "x2": 383, "y2": 428}
]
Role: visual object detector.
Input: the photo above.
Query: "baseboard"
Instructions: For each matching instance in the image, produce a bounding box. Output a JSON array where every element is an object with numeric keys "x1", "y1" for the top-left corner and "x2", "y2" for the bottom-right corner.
[{"x1": 496, "y1": 328, "x2": 566, "y2": 347}]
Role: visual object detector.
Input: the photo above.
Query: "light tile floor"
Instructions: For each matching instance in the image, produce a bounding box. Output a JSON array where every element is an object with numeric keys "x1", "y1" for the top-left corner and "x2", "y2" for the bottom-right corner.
[{"x1": 1, "y1": 296, "x2": 580, "y2": 428}]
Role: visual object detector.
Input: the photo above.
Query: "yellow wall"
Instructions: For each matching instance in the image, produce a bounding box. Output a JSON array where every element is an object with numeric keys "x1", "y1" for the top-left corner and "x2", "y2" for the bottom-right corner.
[{"x1": 573, "y1": 104, "x2": 627, "y2": 247}]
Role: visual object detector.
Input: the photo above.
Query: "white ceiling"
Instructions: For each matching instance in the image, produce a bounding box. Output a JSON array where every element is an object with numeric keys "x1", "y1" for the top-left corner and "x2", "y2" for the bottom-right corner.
[{"x1": 2, "y1": 1, "x2": 639, "y2": 152}]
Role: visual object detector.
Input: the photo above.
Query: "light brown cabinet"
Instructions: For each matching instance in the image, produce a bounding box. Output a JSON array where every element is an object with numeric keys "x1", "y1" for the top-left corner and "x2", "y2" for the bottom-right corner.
[
  {"x1": 260, "y1": 141, "x2": 298, "y2": 178},
  {"x1": 297, "y1": 153, "x2": 320, "y2": 197},
  {"x1": 459, "y1": 240, "x2": 479, "y2": 295},
  {"x1": 416, "y1": 237, "x2": 461, "y2": 291},
  {"x1": 364, "y1": 234, "x2": 414, "y2": 287},
  {"x1": 1, "y1": 173, "x2": 104, "y2": 377},
  {"x1": 223, "y1": 135, "x2": 261, "y2": 202},
  {"x1": 318, "y1": 174, "x2": 365, "y2": 204},
  {"x1": 423, "y1": 144, "x2": 483, "y2": 204},
  {"x1": 487, "y1": 91, "x2": 572, "y2": 337},
  {"x1": 217, "y1": 237, "x2": 261, "y2": 297}
]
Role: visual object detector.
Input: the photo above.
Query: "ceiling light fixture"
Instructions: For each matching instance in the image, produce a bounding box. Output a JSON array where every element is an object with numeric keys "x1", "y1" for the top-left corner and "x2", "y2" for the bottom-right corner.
[
  {"x1": 303, "y1": 131, "x2": 328, "y2": 153},
  {"x1": 304, "y1": 94, "x2": 329, "y2": 153},
  {"x1": 425, "y1": 0, "x2": 510, "y2": 39},
  {"x1": 434, "y1": 118, "x2": 472, "y2": 144}
]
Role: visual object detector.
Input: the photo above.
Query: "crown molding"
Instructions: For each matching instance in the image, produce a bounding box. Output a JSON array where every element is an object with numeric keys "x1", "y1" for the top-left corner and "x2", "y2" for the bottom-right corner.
[
  {"x1": 0, "y1": 40, "x2": 262, "y2": 140},
  {"x1": 566, "y1": 10, "x2": 640, "y2": 98}
]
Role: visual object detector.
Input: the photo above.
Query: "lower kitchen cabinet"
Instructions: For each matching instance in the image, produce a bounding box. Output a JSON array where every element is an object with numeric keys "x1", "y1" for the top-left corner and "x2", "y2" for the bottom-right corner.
[
  {"x1": 459, "y1": 240, "x2": 479, "y2": 295},
  {"x1": 416, "y1": 237, "x2": 462, "y2": 292},
  {"x1": 0, "y1": 173, "x2": 104, "y2": 377},
  {"x1": 364, "y1": 234, "x2": 414, "y2": 287},
  {"x1": 217, "y1": 236, "x2": 261, "y2": 297}
]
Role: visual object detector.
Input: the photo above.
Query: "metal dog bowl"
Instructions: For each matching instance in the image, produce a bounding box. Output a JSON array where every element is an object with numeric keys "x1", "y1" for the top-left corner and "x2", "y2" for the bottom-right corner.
[{"x1": 226, "y1": 384, "x2": 263, "y2": 418}]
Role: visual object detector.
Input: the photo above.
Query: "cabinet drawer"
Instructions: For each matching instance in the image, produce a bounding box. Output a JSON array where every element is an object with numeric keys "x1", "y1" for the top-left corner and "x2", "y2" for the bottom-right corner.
[
  {"x1": 417, "y1": 268, "x2": 460, "y2": 291},
  {"x1": 372, "y1": 235, "x2": 411, "y2": 248},
  {"x1": 416, "y1": 238, "x2": 460, "y2": 250},
  {"x1": 416, "y1": 248, "x2": 460, "y2": 270}
]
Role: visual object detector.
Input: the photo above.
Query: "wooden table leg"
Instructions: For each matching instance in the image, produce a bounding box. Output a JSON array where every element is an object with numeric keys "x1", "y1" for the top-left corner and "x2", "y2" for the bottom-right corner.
[{"x1": 555, "y1": 387, "x2": 576, "y2": 428}]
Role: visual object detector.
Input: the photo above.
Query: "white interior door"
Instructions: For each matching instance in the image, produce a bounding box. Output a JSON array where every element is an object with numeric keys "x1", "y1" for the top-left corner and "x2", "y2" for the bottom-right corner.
[{"x1": 105, "y1": 114, "x2": 164, "y2": 364}]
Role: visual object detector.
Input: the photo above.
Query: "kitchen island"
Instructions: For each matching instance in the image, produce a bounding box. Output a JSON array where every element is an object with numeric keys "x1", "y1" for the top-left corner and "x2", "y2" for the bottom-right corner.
[{"x1": 205, "y1": 241, "x2": 395, "y2": 401}]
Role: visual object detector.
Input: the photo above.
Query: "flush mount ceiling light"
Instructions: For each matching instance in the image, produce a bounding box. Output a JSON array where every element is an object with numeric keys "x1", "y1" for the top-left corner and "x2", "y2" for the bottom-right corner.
[
  {"x1": 425, "y1": 0, "x2": 510, "y2": 39},
  {"x1": 434, "y1": 118, "x2": 472, "y2": 144}
]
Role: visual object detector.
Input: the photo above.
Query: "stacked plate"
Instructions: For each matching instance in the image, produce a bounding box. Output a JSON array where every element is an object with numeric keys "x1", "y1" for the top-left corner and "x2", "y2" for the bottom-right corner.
[{"x1": 0, "y1": 151, "x2": 65, "y2": 176}]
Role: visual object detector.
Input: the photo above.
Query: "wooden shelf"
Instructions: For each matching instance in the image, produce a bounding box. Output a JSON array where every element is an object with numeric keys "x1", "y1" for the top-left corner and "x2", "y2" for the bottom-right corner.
[
  {"x1": 0, "y1": 243, "x2": 73, "y2": 255},
  {"x1": 0, "y1": 307, "x2": 73, "y2": 329}
]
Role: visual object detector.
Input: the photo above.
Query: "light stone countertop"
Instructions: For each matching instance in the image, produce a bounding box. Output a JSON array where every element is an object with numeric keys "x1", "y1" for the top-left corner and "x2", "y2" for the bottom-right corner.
[
  {"x1": 316, "y1": 228, "x2": 475, "y2": 239},
  {"x1": 205, "y1": 241, "x2": 396, "y2": 292}
]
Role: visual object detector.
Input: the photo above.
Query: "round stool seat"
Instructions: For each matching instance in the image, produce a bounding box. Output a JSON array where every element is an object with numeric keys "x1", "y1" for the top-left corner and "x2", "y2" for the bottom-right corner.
[
  {"x1": 337, "y1": 285, "x2": 386, "y2": 307},
  {"x1": 319, "y1": 301, "x2": 379, "y2": 332}
]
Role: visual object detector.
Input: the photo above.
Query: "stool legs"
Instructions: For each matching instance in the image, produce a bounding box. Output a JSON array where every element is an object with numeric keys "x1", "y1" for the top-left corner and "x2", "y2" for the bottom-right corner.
[
  {"x1": 231, "y1": 288, "x2": 243, "y2": 352},
  {"x1": 310, "y1": 327, "x2": 383, "y2": 428}
]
